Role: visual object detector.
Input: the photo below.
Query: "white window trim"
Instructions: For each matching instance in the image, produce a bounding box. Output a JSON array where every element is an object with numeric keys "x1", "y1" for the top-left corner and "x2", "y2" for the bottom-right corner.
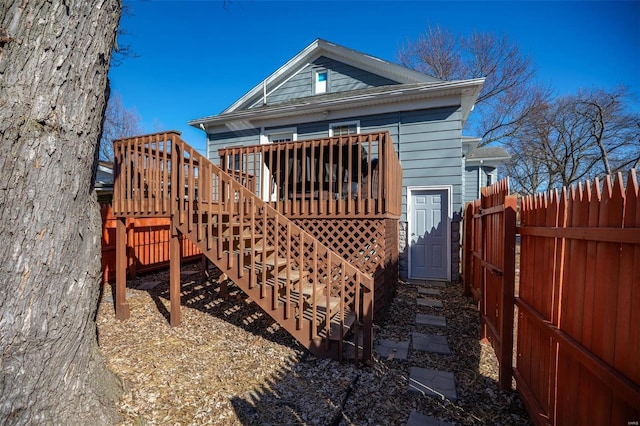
[
  {"x1": 329, "y1": 120, "x2": 360, "y2": 137},
  {"x1": 406, "y1": 185, "x2": 453, "y2": 282},
  {"x1": 260, "y1": 127, "x2": 298, "y2": 145},
  {"x1": 260, "y1": 127, "x2": 297, "y2": 202}
]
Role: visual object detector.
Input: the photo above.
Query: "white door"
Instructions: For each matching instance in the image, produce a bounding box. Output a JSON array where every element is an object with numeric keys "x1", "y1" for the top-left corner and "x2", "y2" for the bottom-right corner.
[
  {"x1": 409, "y1": 189, "x2": 449, "y2": 280},
  {"x1": 260, "y1": 128, "x2": 296, "y2": 201}
]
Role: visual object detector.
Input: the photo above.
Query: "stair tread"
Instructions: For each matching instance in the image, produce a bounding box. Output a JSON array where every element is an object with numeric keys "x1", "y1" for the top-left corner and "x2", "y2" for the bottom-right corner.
[
  {"x1": 262, "y1": 256, "x2": 288, "y2": 268},
  {"x1": 300, "y1": 283, "x2": 326, "y2": 296},
  {"x1": 328, "y1": 310, "x2": 356, "y2": 340},
  {"x1": 243, "y1": 243, "x2": 275, "y2": 254},
  {"x1": 277, "y1": 269, "x2": 308, "y2": 282},
  {"x1": 313, "y1": 294, "x2": 341, "y2": 311},
  {"x1": 212, "y1": 226, "x2": 262, "y2": 239},
  {"x1": 244, "y1": 263, "x2": 304, "y2": 283}
]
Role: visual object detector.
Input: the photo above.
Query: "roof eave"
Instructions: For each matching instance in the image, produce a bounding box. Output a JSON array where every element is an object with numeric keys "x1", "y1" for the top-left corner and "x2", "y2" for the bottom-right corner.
[
  {"x1": 466, "y1": 156, "x2": 511, "y2": 164},
  {"x1": 190, "y1": 79, "x2": 485, "y2": 130}
]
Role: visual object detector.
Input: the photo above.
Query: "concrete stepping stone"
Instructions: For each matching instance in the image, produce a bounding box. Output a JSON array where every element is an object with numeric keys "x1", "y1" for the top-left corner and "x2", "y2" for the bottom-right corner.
[
  {"x1": 408, "y1": 367, "x2": 457, "y2": 402},
  {"x1": 415, "y1": 313, "x2": 447, "y2": 327},
  {"x1": 418, "y1": 287, "x2": 441, "y2": 296},
  {"x1": 137, "y1": 280, "x2": 161, "y2": 290},
  {"x1": 412, "y1": 333, "x2": 452, "y2": 355},
  {"x1": 417, "y1": 297, "x2": 443, "y2": 308},
  {"x1": 375, "y1": 339, "x2": 409, "y2": 360},
  {"x1": 407, "y1": 411, "x2": 455, "y2": 426}
]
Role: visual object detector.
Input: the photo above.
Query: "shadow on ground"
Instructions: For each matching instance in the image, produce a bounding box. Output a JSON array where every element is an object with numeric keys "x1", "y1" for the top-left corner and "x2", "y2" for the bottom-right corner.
[{"x1": 103, "y1": 263, "x2": 530, "y2": 425}]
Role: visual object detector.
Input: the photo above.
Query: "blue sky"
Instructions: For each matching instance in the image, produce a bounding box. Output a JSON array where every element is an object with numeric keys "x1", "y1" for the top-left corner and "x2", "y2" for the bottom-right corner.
[{"x1": 109, "y1": 1, "x2": 640, "y2": 154}]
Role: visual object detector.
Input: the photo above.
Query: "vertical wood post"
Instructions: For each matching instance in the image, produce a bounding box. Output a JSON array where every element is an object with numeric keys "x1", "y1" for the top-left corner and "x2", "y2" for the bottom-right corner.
[
  {"x1": 170, "y1": 218, "x2": 181, "y2": 327},
  {"x1": 499, "y1": 194, "x2": 517, "y2": 389},
  {"x1": 115, "y1": 217, "x2": 130, "y2": 320},
  {"x1": 362, "y1": 285, "x2": 374, "y2": 365}
]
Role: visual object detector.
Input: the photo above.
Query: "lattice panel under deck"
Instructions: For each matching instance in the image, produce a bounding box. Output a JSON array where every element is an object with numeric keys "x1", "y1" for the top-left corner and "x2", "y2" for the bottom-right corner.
[{"x1": 292, "y1": 218, "x2": 398, "y2": 319}]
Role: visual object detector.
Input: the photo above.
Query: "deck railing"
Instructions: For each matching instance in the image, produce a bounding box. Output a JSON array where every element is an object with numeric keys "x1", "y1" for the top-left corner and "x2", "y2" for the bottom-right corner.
[
  {"x1": 113, "y1": 130, "x2": 375, "y2": 361},
  {"x1": 218, "y1": 132, "x2": 402, "y2": 219}
]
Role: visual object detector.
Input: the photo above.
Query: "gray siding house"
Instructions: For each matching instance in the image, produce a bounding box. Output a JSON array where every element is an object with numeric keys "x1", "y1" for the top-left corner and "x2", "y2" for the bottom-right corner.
[{"x1": 189, "y1": 39, "x2": 484, "y2": 282}]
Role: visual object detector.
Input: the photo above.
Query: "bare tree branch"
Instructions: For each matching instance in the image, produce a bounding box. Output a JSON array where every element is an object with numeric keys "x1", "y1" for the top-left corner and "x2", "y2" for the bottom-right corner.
[
  {"x1": 99, "y1": 91, "x2": 142, "y2": 161},
  {"x1": 506, "y1": 86, "x2": 640, "y2": 194},
  {"x1": 398, "y1": 24, "x2": 550, "y2": 146}
]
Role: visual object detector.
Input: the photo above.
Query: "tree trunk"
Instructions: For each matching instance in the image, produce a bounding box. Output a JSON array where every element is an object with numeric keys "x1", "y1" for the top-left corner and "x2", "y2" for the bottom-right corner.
[{"x1": 0, "y1": 1, "x2": 122, "y2": 424}]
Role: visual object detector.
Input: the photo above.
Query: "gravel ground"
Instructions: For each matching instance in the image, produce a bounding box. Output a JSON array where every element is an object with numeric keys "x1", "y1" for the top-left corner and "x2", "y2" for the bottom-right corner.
[{"x1": 97, "y1": 263, "x2": 531, "y2": 425}]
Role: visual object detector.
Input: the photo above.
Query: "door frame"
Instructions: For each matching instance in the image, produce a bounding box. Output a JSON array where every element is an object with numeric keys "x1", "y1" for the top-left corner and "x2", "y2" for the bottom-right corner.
[
  {"x1": 259, "y1": 127, "x2": 297, "y2": 201},
  {"x1": 407, "y1": 185, "x2": 453, "y2": 281}
]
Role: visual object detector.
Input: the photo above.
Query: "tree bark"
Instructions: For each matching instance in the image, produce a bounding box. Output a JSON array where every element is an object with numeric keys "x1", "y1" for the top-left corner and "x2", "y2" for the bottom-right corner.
[{"x1": 0, "y1": 1, "x2": 122, "y2": 424}]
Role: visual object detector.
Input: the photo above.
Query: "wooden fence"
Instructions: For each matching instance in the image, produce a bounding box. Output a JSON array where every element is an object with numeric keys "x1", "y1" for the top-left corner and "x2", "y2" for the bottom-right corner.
[
  {"x1": 462, "y1": 171, "x2": 640, "y2": 425},
  {"x1": 101, "y1": 204, "x2": 202, "y2": 283}
]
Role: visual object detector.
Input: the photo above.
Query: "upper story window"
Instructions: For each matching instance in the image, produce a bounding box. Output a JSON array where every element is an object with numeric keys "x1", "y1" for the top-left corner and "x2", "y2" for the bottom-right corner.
[
  {"x1": 269, "y1": 133, "x2": 293, "y2": 143},
  {"x1": 314, "y1": 69, "x2": 328, "y2": 94},
  {"x1": 264, "y1": 127, "x2": 297, "y2": 144},
  {"x1": 329, "y1": 121, "x2": 360, "y2": 137}
]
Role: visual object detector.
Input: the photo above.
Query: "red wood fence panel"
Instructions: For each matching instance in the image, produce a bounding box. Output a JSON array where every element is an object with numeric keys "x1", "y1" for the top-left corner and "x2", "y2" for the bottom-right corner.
[
  {"x1": 101, "y1": 204, "x2": 201, "y2": 283},
  {"x1": 463, "y1": 199, "x2": 483, "y2": 301},
  {"x1": 463, "y1": 179, "x2": 517, "y2": 389},
  {"x1": 516, "y1": 171, "x2": 640, "y2": 425}
]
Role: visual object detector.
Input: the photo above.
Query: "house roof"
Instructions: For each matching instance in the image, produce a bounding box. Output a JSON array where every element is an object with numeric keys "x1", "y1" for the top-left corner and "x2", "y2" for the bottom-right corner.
[
  {"x1": 466, "y1": 146, "x2": 511, "y2": 164},
  {"x1": 189, "y1": 38, "x2": 484, "y2": 132},
  {"x1": 222, "y1": 39, "x2": 442, "y2": 115},
  {"x1": 462, "y1": 136, "x2": 482, "y2": 156}
]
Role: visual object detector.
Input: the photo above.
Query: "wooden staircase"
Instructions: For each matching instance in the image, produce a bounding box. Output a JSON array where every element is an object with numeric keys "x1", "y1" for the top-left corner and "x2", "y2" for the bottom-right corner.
[{"x1": 112, "y1": 131, "x2": 374, "y2": 362}]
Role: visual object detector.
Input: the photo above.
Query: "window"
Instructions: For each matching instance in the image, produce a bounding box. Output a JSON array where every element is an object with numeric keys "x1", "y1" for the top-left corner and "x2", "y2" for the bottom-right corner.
[
  {"x1": 264, "y1": 127, "x2": 297, "y2": 144},
  {"x1": 329, "y1": 121, "x2": 360, "y2": 137},
  {"x1": 314, "y1": 69, "x2": 328, "y2": 94},
  {"x1": 269, "y1": 133, "x2": 293, "y2": 143}
]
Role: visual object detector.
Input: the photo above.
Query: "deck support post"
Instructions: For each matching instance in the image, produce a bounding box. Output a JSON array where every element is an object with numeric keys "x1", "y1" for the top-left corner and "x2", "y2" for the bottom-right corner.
[
  {"x1": 115, "y1": 217, "x2": 130, "y2": 320},
  {"x1": 170, "y1": 218, "x2": 182, "y2": 327}
]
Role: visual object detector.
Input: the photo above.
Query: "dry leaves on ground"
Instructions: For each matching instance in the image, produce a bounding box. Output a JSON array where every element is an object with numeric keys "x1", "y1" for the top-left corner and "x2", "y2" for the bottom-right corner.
[{"x1": 97, "y1": 264, "x2": 530, "y2": 425}]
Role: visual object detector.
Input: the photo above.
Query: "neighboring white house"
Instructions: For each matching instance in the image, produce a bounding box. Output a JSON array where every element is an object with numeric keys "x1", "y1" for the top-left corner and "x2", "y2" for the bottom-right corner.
[{"x1": 95, "y1": 161, "x2": 113, "y2": 202}]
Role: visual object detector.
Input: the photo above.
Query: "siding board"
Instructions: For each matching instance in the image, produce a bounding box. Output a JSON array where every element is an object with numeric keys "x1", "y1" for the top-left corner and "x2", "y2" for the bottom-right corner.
[{"x1": 249, "y1": 57, "x2": 401, "y2": 108}]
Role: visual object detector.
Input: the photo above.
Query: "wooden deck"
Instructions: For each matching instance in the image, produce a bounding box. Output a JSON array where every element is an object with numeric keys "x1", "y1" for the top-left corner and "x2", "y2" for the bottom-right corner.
[{"x1": 111, "y1": 130, "x2": 402, "y2": 362}]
